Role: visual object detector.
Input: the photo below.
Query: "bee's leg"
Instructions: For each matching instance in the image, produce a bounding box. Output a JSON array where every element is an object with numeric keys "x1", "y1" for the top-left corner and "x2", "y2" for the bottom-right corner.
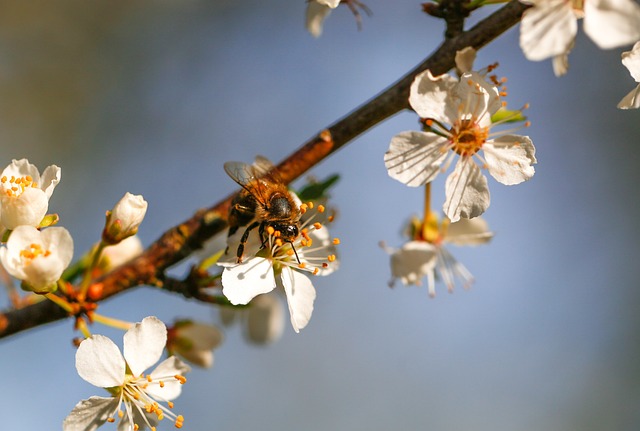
[
  {"x1": 237, "y1": 221, "x2": 260, "y2": 263},
  {"x1": 258, "y1": 223, "x2": 269, "y2": 249}
]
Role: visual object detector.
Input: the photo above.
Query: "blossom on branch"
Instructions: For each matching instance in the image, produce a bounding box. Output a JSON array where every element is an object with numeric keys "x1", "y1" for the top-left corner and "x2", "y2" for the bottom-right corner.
[
  {"x1": 618, "y1": 41, "x2": 640, "y2": 109},
  {"x1": 383, "y1": 215, "x2": 493, "y2": 297},
  {"x1": 0, "y1": 225, "x2": 73, "y2": 293},
  {"x1": 0, "y1": 158, "x2": 60, "y2": 229},
  {"x1": 63, "y1": 316, "x2": 190, "y2": 431},
  {"x1": 385, "y1": 50, "x2": 536, "y2": 222},
  {"x1": 167, "y1": 320, "x2": 223, "y2": 368},
  {"x1": 218, "y1": 203, "x2": 339, "y2": 333},
  {"x1": 519, "y1": 0, "x2": 640, "y2": 76},
  {"x1": 220, "y1": 293, "x2": 286, "y2": 345},
  {"x1": 103, "y1": 192, "x2": 148, "y2": 245}
]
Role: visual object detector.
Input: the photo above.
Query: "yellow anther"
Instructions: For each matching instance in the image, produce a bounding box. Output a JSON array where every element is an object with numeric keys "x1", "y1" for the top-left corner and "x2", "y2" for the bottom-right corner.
[
  {"x1": 159, "y1": 380, "x2": 165, "y2": 388},
  {"x1": 273, "y1": 230, "x2": 281, "y2": 237},
  {"x1": 328, "y1": 215, "x2": 335, "y2": 222},
  {"x1": 298, "y1": 262, "x2": 307, "y2": 269},
  {"x1": 307, "y1": 201, "x2": 314, "y2": 209},
  {"x1": 107, "y1": 418, "x2": 115, "y2": 423},
  {"x1": 300, "y1": 239, "x2": 308, "y2": 247},
  {"x1": 151, "y1": 428, "x2": 157, "y2": 431},
  {"x1": 313, "y1": 222, "x2": 322, "y2": 230},
  {"x1": 134, "y1": 425, "x2": 139, "y2": 431},
  {"x1": 332, "y1": 238, "x2": 340, "y2": 245},
  {"x1": 327, "y1": 254, "x2": 336, "y2": 262},
  {"x1": 313, "y1": 268, "x2": 319, "y2": 275},
  {"x1": 275, "y1": 238, "x2": 283, "y2": 247},
  {"x1": 266, "y1": 226, "x2": 275, "y2": 235},
  {"x1": 147, "y1": 375, "x2": 152, "y2": 382},
  {"x1": 286, "y1": 249, "x2": 294, "y2": 256},
  {"x1": 0, "y1": 176, "x2": 5, "y2": 183},
  {"x1": 158, "y1": 413, "x2": 165, "y2": 421},
  {"x1": 175, "y1": 375, "x2": 187, "y2": 384},
  {"x1": 146, "y1": 404, "x2": 153, "y2": 413},
  {"x1": 168, "y1": 401, "x2": 174, "y2": 409},
  {"x1": 175, "y1": 415, "x2": 185, "y2": 428},
  {"x1": 299, "y1": 203, "x2": 308, "y2": 213},
  {"x1": 118, "y1": 410, "x2": 124, "y2": 418},
  {"x1": 317, "y1": 205, "x2": 325, "y2": 213}
]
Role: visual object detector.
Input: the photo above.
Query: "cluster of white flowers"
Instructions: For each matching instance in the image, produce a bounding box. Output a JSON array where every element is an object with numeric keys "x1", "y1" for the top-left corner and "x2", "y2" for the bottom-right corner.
[
  {"x1": 218, "y1": 200, "x2": 340, "y2": 333},
  {"x1": 0, "y1": 159, "x2": 149, "y2": 294},
  {"x1": 0, "y1": 159, "x2": 71, "y2": 293}
]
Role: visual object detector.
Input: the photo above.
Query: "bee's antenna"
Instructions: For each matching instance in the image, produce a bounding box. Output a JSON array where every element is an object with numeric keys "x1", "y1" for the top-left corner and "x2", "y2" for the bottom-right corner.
[{"x1": 289, "y1": 241, "x2": 301, "y2": 264}]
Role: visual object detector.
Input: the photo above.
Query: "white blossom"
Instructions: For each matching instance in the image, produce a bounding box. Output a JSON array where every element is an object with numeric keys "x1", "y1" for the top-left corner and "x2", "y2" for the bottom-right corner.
[
  {"x1": 0, "y1": 158, "x2": 60, "y2": 229},
  {"x1": 219, "y1": 293, "x2": 286, "y2": 345},
  {"x1": 63, "y1": 317, "x2": 190, "y2": 431},
  {"x1": 167, "y1": 320, "x2": 223, "y2": 368},
  {"x1": 385, "y1": 52, "x2": 536, "y2": 222},
  {"x1": 519, "y1": 0, "x2": 640, "y2": 76},
  {"x1": 0, "y1": 225, "x2": 73, "y2": 293},
  {"x1": 618, "y1": 41, "x2": 640, "y2": 109},
  {"x1": 103, "y1": 193, "x2": 148, "y2": 244},
  {"x1": 384, "y1": 216, "x2": 492, "y2": 297},
  {"x1": 100, "y1": 236, "x2": 144, "y2": 270}
]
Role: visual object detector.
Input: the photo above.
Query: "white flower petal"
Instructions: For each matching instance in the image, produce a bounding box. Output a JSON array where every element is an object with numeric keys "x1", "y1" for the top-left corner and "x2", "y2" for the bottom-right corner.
[
  {"x1": 146, "y1": 356, "x2": 191, "y2": 401},
  {"x1": 389, "y1": 241, "x2": 437, "y2": 287},
  {"x1": 385, "y1": 131, "x2": 448, "y2": 187},
  {"x1": 456, "y1": 72, "x2": 502, "y2": 117},
  {"x1": 306, "y1": 2, "x2": 332, "y2": 38},
  {"x1": 519, "y1": 0, "x2": 577, "y2": 60},
  {"x1": 622, "y1": 41, "x2": 640, "y2": 82},
  {"x1": 123, "y1": 316, "x2": 167, "y2": 377},
  {"x1": 279, "y1": 267, "x2": 316, "y2": 333},
  {"x1": 409, "y1": 70, "x2": 459, "y2": 122},
  {"x1": 617, "y1": 83, "x2": 640, "y2": 109},
  {"x1": 222, "y1": 257, "x2": 276, "y2": 304},
  {"x1": 40, "y1": 164, "x2": 61, "y2": 199},
  {"x1": 0, "y1": 187, "x2": 48, "y2": 229},
  {"x1": 445, "y1": 217, "x2": 494, "y2": 246},
  {"x1": 443, "y1": 158, "x2": 490, "y2": 222},
  {"x1": 483, "y1": 135, "x2": 536, "y2": 185},
  {"x1": 454, "y1": 47, "x2": 476, "y2": 74},
  {"x1": 317, "y1": 0, "x2": 340, "y2": 7},
  {"x1": 584, "y1": 0, "x2": 640, "y2": 49},
  {"x1": 63, "y1": 396, "x2": 118, "y2": 431},
  {"x1": 76, "y1": 335, "x2": 125, "y2": 388},
  {"x1": 245, "y1": 293, "x2": 285, "y2": 345}
]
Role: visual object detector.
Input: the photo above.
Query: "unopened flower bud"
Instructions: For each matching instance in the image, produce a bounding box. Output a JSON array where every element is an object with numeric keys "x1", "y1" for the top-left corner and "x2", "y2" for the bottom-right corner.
[{"x1": 102, "y1": 193, "x2": 147, "y2": 244}]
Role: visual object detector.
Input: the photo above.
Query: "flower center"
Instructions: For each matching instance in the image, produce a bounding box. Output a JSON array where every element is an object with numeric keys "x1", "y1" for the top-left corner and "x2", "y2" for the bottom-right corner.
[
  {"x1": 20, "y1": 243, "x2": 51, "y2": 265},
  {"x1": 449, "y1": 119, "x2": 488, "y2": 157},
  {"x1": 1, "y1": 174, "x2": 38, "y2": 198}
]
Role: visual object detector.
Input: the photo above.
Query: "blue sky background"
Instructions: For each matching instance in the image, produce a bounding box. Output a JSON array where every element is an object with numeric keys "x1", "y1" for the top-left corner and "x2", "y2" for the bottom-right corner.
[{"x1": 1, "y1": 1, "x2": 640, "y2": 430}]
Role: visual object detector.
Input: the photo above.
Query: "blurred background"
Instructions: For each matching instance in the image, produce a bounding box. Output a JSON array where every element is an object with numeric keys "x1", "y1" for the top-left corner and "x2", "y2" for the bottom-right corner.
[{"x1": 1, "y1": 0, "x2": 639, "y2": 430}]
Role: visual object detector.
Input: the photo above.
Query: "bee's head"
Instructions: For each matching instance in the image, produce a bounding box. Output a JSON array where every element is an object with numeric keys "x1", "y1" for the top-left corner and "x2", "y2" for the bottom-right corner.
[{"x1": 271, "y1": 222, "x2": 298, "y2": 242}]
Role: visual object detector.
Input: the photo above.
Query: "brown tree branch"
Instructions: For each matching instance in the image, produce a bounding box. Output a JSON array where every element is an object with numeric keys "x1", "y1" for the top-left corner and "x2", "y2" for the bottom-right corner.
[{"x1": 0, "y1": 0, "x2": 528, "y2": 340}]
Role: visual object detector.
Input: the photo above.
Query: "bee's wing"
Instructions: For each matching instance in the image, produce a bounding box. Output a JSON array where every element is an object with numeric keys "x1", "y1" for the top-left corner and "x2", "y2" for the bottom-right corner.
[
  {"x1": 224, "y1": 157, "x2": 278, "y2": 207},
  {"x1": 224, "y1": 161, "x2": 257, "y2": 187},
  {"x1": 252, "y1": 156, "x2": 276, "y2": 176}
]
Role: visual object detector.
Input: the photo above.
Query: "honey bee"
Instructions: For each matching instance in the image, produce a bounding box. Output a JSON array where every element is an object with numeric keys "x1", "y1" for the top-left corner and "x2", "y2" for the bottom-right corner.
[{"x1": 224, "y1": 156, "x2": 301, "y2": 263}]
